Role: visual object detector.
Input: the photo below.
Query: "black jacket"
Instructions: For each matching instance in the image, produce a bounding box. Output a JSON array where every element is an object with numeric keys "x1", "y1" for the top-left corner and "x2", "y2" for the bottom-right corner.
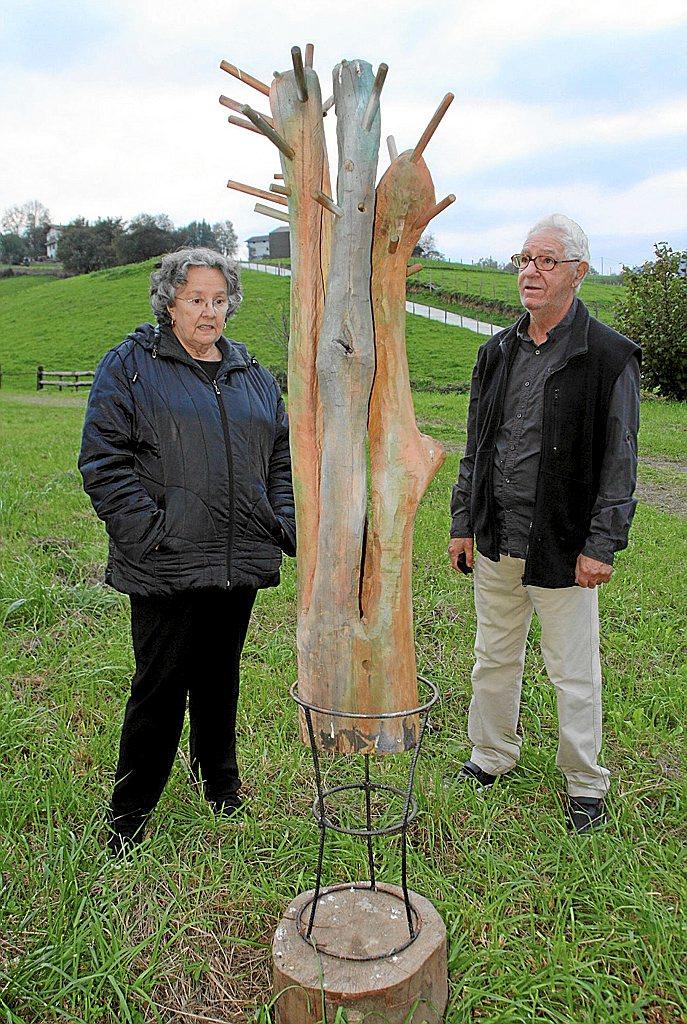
[
  {"x1": 79, "y1": 323, "x2": 296, "y2": 596},
  {"x1": 468, "y1": 301, "x2": 640, "y2": 587}
]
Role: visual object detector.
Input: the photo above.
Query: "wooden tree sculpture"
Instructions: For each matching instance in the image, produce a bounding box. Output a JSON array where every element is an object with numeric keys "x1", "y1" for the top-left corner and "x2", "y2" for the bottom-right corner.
[{"x1": 220, "y1": 48, "x2": 454, "y2": 755}]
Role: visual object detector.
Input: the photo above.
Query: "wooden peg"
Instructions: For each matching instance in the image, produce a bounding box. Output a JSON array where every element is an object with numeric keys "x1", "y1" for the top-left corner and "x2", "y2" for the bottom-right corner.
[
  {"x1": 292, "y1": 46, "x2": 308, "y2": 102},
  {"x1": 227, "y1": 180, "x2": 288, "y2": 206},
  {"x1": 387, "y1": 135, "x2": 398, "y2": 162},
  {"x1": 416, "y1": 193, "x2": 456, "y2": 230},
  {"x1": 241, "y1": 105, "x2": 295, "y2": 159},
  {"x1": 220, "y1": 94, "x2": 274, "y2": 126},
  {"x1": 411, "y1": 92, "x2": 455, "y2": 164},
  {"x1": 406, "y1": 263, "x2": 423, "y2": 276},
  {"x1": 219, "y1": 60, "x2": 271, "y2": 97},
  {"x1": 304, "y1": 43, "x2": 314, "y2": 68},
  {"x1": 254, "y1": 202, "x2": 291, "y2": 223},
  {"x1": 312, "y1": 189, "x2": 343, "y2": 218},
  {"x1": 270, "y1": 183, "x2": 292, "y2": 197},
  {"x1": 227, "y1": 115, "x2": 262, "y2": 135},
  {"x1": 362, "y1": 63, "x2": 388, "y2": 131},
  {"x1": 274, "y1": 173, "x2": 285, "y2": 180},
  {"x1": 322, "y1": 94, "x2": 335, "y2": 117},
  {"x1": 388, "y1": 235, "x2": 399, "y2": 255}
]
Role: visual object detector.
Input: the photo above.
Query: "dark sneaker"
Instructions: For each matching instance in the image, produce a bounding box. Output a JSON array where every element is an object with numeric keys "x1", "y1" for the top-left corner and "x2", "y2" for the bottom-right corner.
[
  {"x1": 107, "y1": 811, "x2": 147, "y2": 857},
  {"x1": 210, "y1": 793, "x2": 243, "y2": 818},
  {"x1": 459, "y1": 760, "x2": 499, "y2": 788},
  {"x1": 566, "y1": 796, "x2": 607, "y2": 834}
]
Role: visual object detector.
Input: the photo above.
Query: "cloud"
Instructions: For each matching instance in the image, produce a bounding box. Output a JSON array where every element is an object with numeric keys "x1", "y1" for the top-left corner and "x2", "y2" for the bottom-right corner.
[
  {"x1": 1, "y1": 0, "x2": 685, "y2": 265},
  {"x1": 433, "y1": 168, "x2": 687, "y2": 267}
]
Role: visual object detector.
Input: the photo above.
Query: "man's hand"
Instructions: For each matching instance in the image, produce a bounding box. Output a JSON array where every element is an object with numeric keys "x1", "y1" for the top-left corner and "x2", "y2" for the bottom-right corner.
[
  {"x1": 575, "y1": 554, "x2": 613, "y2": 588},
  {"x1": 448, "y1": 537, "x2": 474, "y2": 573}
]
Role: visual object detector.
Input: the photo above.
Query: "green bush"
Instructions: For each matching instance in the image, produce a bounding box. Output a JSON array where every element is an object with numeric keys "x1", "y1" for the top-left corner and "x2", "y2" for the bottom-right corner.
[{"x1": 615, "y1": 243, "x2": 687, "y2": 401}]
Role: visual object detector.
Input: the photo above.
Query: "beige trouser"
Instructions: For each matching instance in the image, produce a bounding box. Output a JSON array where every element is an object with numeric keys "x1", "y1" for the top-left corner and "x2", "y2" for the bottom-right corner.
[{"x1": 468, "y1": 553, "x2": 610, "y2": 798}]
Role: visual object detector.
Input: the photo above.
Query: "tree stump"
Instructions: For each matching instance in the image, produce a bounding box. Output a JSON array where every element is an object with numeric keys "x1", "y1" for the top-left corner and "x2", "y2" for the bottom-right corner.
[{"x1": 272, "y1": 885, "x2": 448, "y2": 1023}]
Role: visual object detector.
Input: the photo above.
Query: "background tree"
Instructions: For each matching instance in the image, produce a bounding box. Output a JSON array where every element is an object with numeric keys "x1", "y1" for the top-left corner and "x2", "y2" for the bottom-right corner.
[
  {"x1": 212, "y1": 219, "x2": 238, "y2": 257},
  {"x1": 615, "y1": 242, "x2": 687, "y2": 401},
  {"x1": 0, "y1": 232, "x2": 28, "y2": 265},
  {"x1": 114, "y1": 214, "x2": 177, "y2": 265},
  {"x1": 1, "y1": 205, "x2": 26, "y2": 235},
  {"x1": 1, "y1": 199, "x2": 51, "y2": 259},
  {"x1": 412, "y1": 232, "x2": 445, "y2": 260},
  {"x1": 22, "y1": 200, "x2": 52, "y2": 259},
  {"x1": 58, "y1": 218, "x2": 124, "y2": 275},
  {"x1": 477, "y1": 255, "x2": 498, "y2": 269},
  {"x1": 176, "y1": 219, "x2": 218, "y2": 248}
]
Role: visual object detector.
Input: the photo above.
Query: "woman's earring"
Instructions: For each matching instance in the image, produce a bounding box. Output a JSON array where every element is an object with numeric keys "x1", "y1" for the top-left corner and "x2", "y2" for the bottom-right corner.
[{"x1": 171, "y1": 317, "x2": 176, "y2": 326}]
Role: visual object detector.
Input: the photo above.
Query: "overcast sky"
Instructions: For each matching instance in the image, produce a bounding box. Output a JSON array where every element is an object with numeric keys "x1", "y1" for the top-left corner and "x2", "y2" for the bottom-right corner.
[{"x1": 2, "y1": 0, "x2": 686, "y2": 270}]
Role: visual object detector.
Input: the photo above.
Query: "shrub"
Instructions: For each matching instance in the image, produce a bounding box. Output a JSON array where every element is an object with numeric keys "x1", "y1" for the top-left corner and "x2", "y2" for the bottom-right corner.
[{"x1": 615, "y1": 243, "x2": 687, "y2": 401}]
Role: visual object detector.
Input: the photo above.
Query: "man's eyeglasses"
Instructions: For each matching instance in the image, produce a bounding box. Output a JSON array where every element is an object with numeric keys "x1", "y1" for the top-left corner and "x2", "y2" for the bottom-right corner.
[
  {"x1": 511, "y1": 254, "x2": 581, "y2": 272},
  {"x1": 177, "y1": 296, "x2": 229, "y2": 312}
]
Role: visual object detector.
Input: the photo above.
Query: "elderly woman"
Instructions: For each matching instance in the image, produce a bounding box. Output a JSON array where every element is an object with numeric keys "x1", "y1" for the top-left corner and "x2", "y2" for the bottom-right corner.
[{"x1": 79, "y1": 247, "x2": 295, "y2": 854}]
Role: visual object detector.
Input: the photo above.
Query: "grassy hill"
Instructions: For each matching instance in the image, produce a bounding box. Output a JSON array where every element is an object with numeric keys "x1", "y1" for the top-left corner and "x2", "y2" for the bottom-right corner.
[
  {"x1": 412, "y1": 260, "x2": 624, "y2": 324},
  {"x1": 0, "y1": 258, "x2": 483, "y2": 393},
  {"x1": 262, "y1": 257, "x2": 626, "y2": 326}
]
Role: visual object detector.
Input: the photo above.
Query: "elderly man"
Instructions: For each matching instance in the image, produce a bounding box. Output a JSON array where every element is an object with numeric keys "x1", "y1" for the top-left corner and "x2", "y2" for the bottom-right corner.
[{"x1": 448, "y1": 214, "x2": 640, "y2": 832}]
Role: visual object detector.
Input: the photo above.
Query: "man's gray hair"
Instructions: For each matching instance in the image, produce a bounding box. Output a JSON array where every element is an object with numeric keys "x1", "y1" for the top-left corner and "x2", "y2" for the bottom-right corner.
[
  {"x1": 525, "y1": 213, "x2": 590, "y2": 291},
  {"x1": 150, "y1": 247, "x2": 243, "y2": 326}
]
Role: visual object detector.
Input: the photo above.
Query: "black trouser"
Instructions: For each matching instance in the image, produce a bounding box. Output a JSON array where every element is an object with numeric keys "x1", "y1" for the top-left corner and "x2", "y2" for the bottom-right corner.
[{"x1": 110, "y1": 586, "x2": 257, "y2": 826}]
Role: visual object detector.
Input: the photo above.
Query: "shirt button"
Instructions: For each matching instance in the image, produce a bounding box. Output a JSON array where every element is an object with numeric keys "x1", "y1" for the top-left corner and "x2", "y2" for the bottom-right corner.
[
  {"x1": 516, "y1": 413, "x2": 522, "y2": 418},
  {"x1": 505, "y1": 478, "x2": 511, "y2": 483},
  {"x1": 524, "y1": 381, "x2": 530, "y2": 387},
  {"x1": 510, "y1": 444, "x2": 515, "y2": 450},
  {"x1": 535, "y1": 349, "x2": 541, "y2": 355}
]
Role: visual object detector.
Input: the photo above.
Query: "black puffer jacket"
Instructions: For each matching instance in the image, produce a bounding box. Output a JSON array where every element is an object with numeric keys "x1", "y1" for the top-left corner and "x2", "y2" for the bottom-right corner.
[{"x1": 79, "y1": 323, "x2": 296, "y2": 596}]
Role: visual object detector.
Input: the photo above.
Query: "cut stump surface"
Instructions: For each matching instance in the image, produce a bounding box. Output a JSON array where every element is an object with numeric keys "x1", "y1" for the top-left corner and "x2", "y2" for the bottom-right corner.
[{"x1": 273, "y1": 883, "x2": 448, "y2": 1022}]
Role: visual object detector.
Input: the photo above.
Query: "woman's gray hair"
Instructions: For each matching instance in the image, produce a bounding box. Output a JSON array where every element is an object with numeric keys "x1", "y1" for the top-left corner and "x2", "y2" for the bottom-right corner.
[
  {"x1": 525, "y1": 213, "x2": 590, "y2": 292},
  {"x1": 150, "y1": 247, "x2": 243, "y2": 326}
]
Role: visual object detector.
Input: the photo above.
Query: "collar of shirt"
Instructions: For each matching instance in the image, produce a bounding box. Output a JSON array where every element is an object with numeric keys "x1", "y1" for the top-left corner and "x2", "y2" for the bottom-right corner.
[{"x1": 516, "y1": 296, "x2": 579, "y2": 352}]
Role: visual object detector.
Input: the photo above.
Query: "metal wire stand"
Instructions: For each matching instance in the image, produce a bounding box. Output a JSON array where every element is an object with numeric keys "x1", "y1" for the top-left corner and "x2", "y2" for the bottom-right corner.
[{"x1": 289, "y1": 676, "x2": 439, "y2": 961}]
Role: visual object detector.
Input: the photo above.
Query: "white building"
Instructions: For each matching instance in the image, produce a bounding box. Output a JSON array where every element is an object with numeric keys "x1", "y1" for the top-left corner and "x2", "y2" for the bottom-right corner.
[
  {"x1": 46, "y1": 225, "x2": 64, "y2": 260},
  {"x1": 246, "y1": 234, "x2": 269, "y2": 260}
]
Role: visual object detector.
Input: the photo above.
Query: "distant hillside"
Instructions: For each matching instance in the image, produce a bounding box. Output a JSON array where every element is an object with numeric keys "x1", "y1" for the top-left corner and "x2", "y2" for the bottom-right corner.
[
  {"x1": 413, "y1": 260, "x2": 624, "y2": 325},
  {"x1": 0, "y1": 258, "x2": 483, "y2": 393},
  {"x1": 263, "y1": 257, "x2": 625, "y2": 325}
]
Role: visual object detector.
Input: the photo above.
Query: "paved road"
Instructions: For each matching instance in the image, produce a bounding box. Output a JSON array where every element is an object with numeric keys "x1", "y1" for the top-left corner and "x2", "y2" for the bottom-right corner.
[{"x1": 240, "y1": 261, "x2": 503, "y2": 337}]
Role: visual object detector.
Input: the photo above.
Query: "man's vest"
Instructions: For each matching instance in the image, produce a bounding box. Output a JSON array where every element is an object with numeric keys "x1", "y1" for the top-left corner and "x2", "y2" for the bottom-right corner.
[{"x1": 470, "y1": 300, "x2": 640, "y2": 588}]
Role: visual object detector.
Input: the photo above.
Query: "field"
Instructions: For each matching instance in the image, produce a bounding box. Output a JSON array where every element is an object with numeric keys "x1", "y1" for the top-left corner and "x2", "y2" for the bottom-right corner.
[
  {"x1": 0, "y1": 260, "x2": 482, "y2": 393},
  {"x1": 412, "y1": 261, "x2": 624, "y2": 325},
  {"x1": 1, "y1": 260, "x2": 686, "y2": 1023},
  {"x1": 261, "y1": 258, "x2": 626, "y2": 326}
]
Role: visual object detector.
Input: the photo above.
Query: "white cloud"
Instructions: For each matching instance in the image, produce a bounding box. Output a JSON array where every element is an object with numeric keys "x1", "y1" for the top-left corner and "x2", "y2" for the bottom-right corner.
[
  {"x1": 433, "y1": 168, "x2": 687, "y2": 266},
  {"x1": 1, "y1": 0, "x2": 685, "y2": 265}
]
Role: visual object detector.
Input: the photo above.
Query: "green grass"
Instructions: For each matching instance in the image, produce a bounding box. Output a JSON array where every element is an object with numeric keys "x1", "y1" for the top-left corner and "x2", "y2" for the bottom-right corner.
[
  {"x1": 260, "y1": 257, "x2": 626, "y2": 325},
  {"x1": 1, "y1": 388, "x2": 685, "y2": 1024},
  {"x1": 411, "y1": 262, "x2": 625, "y2": 325},
  {"x1": 0, "y1": 259, "x2": 483, "y2": 393}
]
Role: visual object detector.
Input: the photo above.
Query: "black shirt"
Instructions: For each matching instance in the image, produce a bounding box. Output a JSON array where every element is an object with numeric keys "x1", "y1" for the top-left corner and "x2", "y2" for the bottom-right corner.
[
  {"x1": 451, "y1": 299, "x2": 640, "y2": 565},
  {"x1": 194, "y1": 357, "x2": 222, "y2": 381}
]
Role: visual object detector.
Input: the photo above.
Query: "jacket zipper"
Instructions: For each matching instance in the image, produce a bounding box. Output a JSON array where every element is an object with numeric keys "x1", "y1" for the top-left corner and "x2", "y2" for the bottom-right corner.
[{"x1": 211, "y1": 375, "x2": 235, "y2": 587}]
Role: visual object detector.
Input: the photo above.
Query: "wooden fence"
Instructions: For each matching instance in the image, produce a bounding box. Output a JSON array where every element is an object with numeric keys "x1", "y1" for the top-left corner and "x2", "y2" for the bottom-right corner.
[{"x1": 36, "y1": 366, "x2": 94, "y2": 391}]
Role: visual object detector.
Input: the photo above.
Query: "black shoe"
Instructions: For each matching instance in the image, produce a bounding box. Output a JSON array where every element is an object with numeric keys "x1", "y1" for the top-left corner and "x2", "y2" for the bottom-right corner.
[
  {"x1": 566, "y1": 796, "x2": 606, "y2": 833},
  {"x1": 459, "y1": 760, "x2": 499, "y2": 788},
  {"x1": 107, "y1": 811, "x2": 147, "y2": 858},
  {"x1": 210, "y1": 793, "x2": 243, "y2": 818}
]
